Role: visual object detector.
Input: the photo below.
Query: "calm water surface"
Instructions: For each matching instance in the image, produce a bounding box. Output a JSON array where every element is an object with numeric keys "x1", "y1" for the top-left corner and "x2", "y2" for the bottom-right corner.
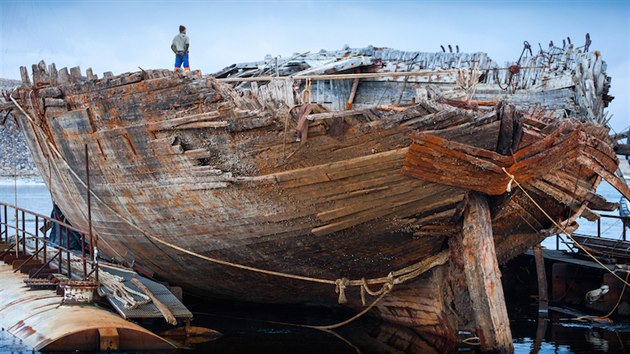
[{"x1": 1, "y1": 180, "x2": 629, "y2": 353}]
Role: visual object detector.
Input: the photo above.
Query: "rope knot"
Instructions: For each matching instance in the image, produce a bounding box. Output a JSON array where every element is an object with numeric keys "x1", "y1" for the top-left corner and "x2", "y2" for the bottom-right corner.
[
  {"x1": 387, "y1": 272, "x2": 397, "y2": 285},
  {"x1": 359, "y1": 278, "x2": 369, "y2": 306},
  {"x1": 335, "y1": 278, "x2": 349, "y2": 304},
  {"x1": 383, "y1": 281, "x2": 394, "y2": 293},
  {"x1": 502, "y1": 167, "x2": 516, "y2": 192}
]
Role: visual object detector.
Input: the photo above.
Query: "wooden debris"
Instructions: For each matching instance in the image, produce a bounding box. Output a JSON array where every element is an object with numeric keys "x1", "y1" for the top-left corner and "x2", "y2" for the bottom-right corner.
[{"x1": 131, "y1": 278, "x2": 177, "y2": 325}]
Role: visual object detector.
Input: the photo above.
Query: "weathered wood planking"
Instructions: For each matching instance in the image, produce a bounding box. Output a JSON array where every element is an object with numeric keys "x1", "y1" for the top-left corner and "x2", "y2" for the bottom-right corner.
[{"x1": 4, "y1": 40, "x2": 617, "y2": 350}]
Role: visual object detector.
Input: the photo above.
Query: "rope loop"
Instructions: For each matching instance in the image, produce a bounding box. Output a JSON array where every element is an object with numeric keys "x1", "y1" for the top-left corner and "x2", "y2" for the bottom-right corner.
[
  {"x1": 301, "y1": 78, "x2": 312, "y2": 104},
  {"x1": 335, "y1": 278, "x2": 350, "y2": 304},
  {"x1": 462, "y1": 336, "x2": 481, "y2": 346},
  {"x1": 502, "y1": 167, "x2": 515, "y2": 192},
  {"x1": 501, "y1": 168, "x2": 630, "y2": 288}
]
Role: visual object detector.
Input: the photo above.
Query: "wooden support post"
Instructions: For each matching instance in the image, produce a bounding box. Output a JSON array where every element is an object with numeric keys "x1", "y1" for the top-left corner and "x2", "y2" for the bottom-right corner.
[
  {"x1": 456, "y1": 192, "x2": 513, "y2": 352},
  {"x1": 531, "y1": 313, "x2": 548, "y2": 354},
  {"x1": 533, "y1": 245, "x2": 548, "y2": 312},
  {"x1": 345, "y1": 78, "x2": 359, "y2": 110},
  {"x1": 131, "y1": 278, "x2": 177, "y2": 325},
  {"x1": 98, "y1": 327, "x2": 119, "y2": 351}
]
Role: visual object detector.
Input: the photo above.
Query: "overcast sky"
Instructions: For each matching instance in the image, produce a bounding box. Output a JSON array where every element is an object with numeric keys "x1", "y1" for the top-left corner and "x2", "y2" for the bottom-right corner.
[{"x1": 1, "y1": 0, "x2": 628, "y2": 131}]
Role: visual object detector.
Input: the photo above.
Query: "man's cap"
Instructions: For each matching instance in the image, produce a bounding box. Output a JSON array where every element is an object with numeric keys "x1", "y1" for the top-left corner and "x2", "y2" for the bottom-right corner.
[{"x1": 179, "y1": 25, "x2": 186, "y2": 32}]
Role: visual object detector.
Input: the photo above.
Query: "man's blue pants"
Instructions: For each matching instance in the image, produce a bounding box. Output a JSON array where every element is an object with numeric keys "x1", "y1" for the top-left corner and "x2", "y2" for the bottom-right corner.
[{"x1": 175, "y1": 52, "x2": 189, "y2": 70}]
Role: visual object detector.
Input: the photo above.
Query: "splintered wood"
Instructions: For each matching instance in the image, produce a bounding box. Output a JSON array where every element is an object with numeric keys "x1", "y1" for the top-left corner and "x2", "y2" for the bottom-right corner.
[{"x1": 402, "y1": 122, "x2": 586, "y2": 195}]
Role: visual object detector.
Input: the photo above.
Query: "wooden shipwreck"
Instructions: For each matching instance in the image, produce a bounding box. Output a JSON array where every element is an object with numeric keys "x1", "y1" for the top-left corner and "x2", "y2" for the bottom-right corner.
[{"x1": 2, "y1": 37, "x2": 626, "y2": 352}]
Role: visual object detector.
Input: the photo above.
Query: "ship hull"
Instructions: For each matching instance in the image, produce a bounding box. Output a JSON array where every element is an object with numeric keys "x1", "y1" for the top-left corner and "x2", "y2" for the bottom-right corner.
[{"x1": 5, "y1": 43, "x2": 623, "y2": 346}]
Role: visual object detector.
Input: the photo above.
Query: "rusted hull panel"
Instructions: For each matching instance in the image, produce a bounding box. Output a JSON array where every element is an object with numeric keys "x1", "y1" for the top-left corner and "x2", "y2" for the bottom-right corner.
[
  {"x1": 2, "y1": 42, "x2": 618, "y2": 336},
  {"x1": 0, "y1": 263, "x2": 174, "y2": 351}
]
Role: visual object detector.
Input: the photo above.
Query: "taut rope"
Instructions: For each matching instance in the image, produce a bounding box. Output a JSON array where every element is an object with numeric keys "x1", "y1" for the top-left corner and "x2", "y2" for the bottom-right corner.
[{"x1": 502, "y1": 167, "x2": 630, "y2": 287}]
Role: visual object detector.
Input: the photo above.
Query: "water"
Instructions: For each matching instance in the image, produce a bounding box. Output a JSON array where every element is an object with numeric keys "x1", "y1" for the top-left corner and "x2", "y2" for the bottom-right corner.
[
  {"x1": 1, "y1": 179, "x2": 629, "y2": 353},
  {"x1": 0, "y1": 178, "x2": 53, "y2": 235},
  {"x1": 0, "y1": 179, "x2": 52, "y2": 216}
]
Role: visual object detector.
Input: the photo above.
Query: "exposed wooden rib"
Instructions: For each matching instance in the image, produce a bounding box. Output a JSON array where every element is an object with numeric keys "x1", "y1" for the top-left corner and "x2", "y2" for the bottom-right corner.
[
  {"x1": 414, "y1": 224, "x2": 461, "y2": 237},
  {"x1": 20, "y1": 66, "x2": 32, "y2": 87},
  {"x1": 175, "y1": 121, "x2": 229, "y2": 129},
  {"x1": 542, "y1": 172, "x2": 618, "y2": 211},
  {"x1": 578, "y1": 155, "x2": 630, "y2": 200},
  {"x1": 311, "y1": 189, "x2": 463, "y2": 236},
  {"x1": 528, "y1": 180, "x2": 599, "y2": 221},
  {"x1": 403, "y1": 122, "x2": 586, "y2": 195},
  {"x1": 307, "y1": 110, "x2": 364, "y2": 121},
  {"x1": 149, "y1": 111, "x2": 222, "y2": 130}
]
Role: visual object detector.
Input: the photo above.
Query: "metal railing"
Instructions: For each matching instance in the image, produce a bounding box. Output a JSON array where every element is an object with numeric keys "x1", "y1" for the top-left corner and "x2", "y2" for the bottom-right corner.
[
  {"x1": 0, "y1": 201, "x2": 98, "y2": 280},
  {"x1": 554, "y1": 213, "x2": 630, "y2": 251}
]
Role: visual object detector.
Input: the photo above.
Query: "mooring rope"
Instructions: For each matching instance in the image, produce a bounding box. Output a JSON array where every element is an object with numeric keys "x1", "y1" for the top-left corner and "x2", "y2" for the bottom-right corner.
[
  {"x1": 98, "y1": 270, "x2": 151, "y2": 309},
  {"x1": 572, "y1": 270, "x2": 630, "y2": 322},
  {"x1": 502, "y1": 167, "x2": 630, "y2": 287}
]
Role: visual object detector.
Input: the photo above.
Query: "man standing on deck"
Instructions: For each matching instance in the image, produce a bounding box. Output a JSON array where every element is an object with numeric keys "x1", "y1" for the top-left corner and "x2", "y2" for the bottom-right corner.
[{"x1": 171, "y1": 25, "x2": 190, "y2": 72}]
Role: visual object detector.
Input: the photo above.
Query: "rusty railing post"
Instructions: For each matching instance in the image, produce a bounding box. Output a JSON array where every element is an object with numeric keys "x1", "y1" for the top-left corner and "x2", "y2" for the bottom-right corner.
[
  {"x1": 556, "y1": 234, "x2": 560, "y2": 250},
  {"x1": 43, "y1": 221, "x2": 47, "y2": 264},
  {"x1": 3, "y1": 205, "x2": 7, "y2": 244},
  {"x1": 0, "y1": 204, "x2": 3, "y2": 243},
  {"x1": 35, "y1": 215, "x2": 39, "y2": 261},
  {"x1": 65, "y1": 225, "x2": 71, "y2": 278},
  {"x1": 14, "y1": 207, "x2": 19, "y2": 257},
  {"x1": 21, "y1": 210, "x2": 26, "y2": 255},
  {"x1": 57, "y1": 222, "x2": 62, "y2": 273},
  {"x1": 533, "y1": 245, "x2": 549, "y2": 312},
  {"x1": 85, "y1": 144, "x2": 97, "y2": 281}
]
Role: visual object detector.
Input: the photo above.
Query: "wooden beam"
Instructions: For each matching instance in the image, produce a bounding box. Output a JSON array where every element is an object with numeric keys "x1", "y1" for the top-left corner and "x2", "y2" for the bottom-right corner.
[
  {"x1": 578, "y1": 155, "x2": 630, "y2": 200},
  {"x1": 345, "y1": 78, "x2": 360, "y2": 110},
  {"x1": 533, "y1": 245, "x2": 548, "y2": 313},
  {"x1": 453, "y1": 192, "x2": 513, "y2": 352},
  {"x1": 403, "y1": 123, "x2": 585, "y2": 195},
  {"x1": 611, "y1": 131, "x2": 630, "y2": 142},
  {"x1": 216, "y1": 65, "x2": 545, "y2": 82},
  {"x1": 614, "y1": 144, "x2": 630, "y2": 156}
]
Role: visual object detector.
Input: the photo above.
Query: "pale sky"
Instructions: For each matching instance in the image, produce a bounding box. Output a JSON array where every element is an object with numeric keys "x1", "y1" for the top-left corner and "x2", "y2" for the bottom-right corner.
[{"x1": 1, "y1": 0, "x2": 628, "y2": 131}]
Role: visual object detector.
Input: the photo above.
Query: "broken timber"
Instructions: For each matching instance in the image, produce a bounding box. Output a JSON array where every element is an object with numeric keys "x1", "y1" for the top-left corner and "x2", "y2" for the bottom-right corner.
[{"x1": 452, "y1": 192, "x2": 513, "y2": 352}]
